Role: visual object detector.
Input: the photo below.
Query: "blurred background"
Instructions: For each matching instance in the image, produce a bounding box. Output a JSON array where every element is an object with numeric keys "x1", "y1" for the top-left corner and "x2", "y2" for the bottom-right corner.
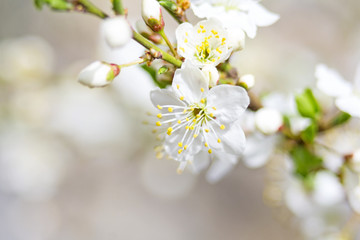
[{"x1": 0, "y1": 0, "x2": 360, "y2": 239}]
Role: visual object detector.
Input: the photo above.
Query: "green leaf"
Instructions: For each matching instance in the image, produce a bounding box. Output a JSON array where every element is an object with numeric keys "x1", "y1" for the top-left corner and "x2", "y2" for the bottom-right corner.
[
  {"x1": 34, "y1": 0, "x2": 46, "y2": 9},
  {"x1": 295, "y1": 88, "x2": 321, "y2": 119},
  {"x1": 141, "y1": 65, "x2": 167, "y2": 89},
  {"x1": 158, "y1": 66, "x2": 169, "y2": 74},
  {"x1": 300, "y1": 120, "x2": 318, "y2": 143},
  {"x1": 331, "y1": 111, "x2": 351, "y2": 127},
  {"x1": 290, "y1": 145, "x2": 323, "y2": 178}
]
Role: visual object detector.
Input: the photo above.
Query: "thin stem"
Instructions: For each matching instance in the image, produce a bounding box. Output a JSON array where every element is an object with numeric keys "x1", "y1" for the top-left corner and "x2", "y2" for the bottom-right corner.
[
  {"x1": 113, "y1": 0, "x2": 125, "y2": 15},
  {"x1": 118, "y1": 58, "x2": 147, "y2": 68},
  {"x1": 77, "y1": 0, "x2": 108, "y2": 19},
  {"x1": 158, "y1": 29, "x2": 178, "y2": 58},
  {"x1": 132, "y1": 30, "x2": 183, "y2": 68}
]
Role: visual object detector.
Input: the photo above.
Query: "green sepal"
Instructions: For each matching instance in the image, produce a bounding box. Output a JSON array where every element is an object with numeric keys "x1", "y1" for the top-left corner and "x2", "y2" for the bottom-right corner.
[
  {"x1": 331, "y1": 111, "x2": 351, "y2": 127},
  {"x1": 158, "y1": 65, "x2": 169, "y2": 74},
  {"x1": 141, "y1": 65, "x2": 168, "y2": 89},
  {"x1": 290, "y1": 145, "x2": 323, "y2": 178},
  {"x1": 300, "y1": 120, "x2": 318, "y2": 144},
  {"x1": 295, "y1": 88, "x2": 321, "y2": 119}
]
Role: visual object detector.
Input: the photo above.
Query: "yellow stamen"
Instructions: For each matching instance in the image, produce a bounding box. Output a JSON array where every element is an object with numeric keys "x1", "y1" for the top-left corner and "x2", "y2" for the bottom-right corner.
[
  {"x1": 156, "y1": 121, "x2": 162, "y2": 126},
  {"x1": 217, "y1": 138, "x2": 221, "y2": 143},
  {"x1": 178, "y1": 149, "x2": 183, "y2": 154},
  {"x1": 212, "y1": 107, "x2": 217, "y2": 110},
  {"x1": 204, "y1": 142, "x2": 208, "y2": 147},
  {"x1": 220, "y1": 124, "x2": 225, "y2": 130},
  {"x1": 184, "y1": 38, "x2": 188, "y2": 43},
  {"x1": 157, "y1": 105, "x2": 163, "y2": 110},
  {"x1": 200, "y1": 24, "x2": 204, "y2": 29},
  {"x1": 180, "y1": 96, "x2": 185, "y2": 100},
  {"x1": 208, "y1": 149, "x2": 212, "y2": 154},
  {"x1": 157, "y1": 113, "x2": 162, "y2": 119},
  {"x1": 178, "y1": 142, "x2": 183, "y2": 147},
  {"x1": 176, "y1": 84, "x2": 180, "y2": 89},
  {"x1": 193, "y1": 134, "x2": 198, "y2": 138},
  {"x1": 205, "y1": 129, "x2": 209, "y2": 133},
  {"x1": 200, "y1": 98, "x2": 205, "y2": 104},
  {"x1": 177, "y1": 120, "x2": 181, "y2": 124},
  {"x1": 184, "y1": 145, "x2": 188, "y2": 150},
  {"x1": 201, "y1": 88, "x2": 204, "y2": 92},
  {"x1": 168, "y1": 107, "x2": 173, "y2": 112}
]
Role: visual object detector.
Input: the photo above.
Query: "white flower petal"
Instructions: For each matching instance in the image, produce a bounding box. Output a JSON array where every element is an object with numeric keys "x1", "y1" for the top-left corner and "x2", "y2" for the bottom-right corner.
[
  {"x1": 312, "y1": 171, "x2": 344, "y2": 207},
  {"x1": 150, "y1": 88, "x2": 186, "y2": 111},
  {"x1": 207, "y1": 85, "x2": 250, "y2": 124},
  {"x1": 217, "y1": 120, "x2": 246, "y2": 155},
  {"x1": 344, "y1": 167, "x2": 360, "y2": 213},
  {"x1": 201, "y1": 65, "x2": 219, "y2": 87},
  {"x1": 190, "y1": 150, "x2": 210, "y2": 173},
  {"x1": 172, "y1": 62, "x2": 209, "y2": 103},
  {"x1": 315, "y1": 64, "x2": 352, "y2": 97},
  {"x1": 242, "y1": 134, "x2": 277, "y2": 168},
  {"x1": 249, "y1": 2, "x2": 280, "y2": 27},
  {"x1": 335, "y1": 95, "x2": 360, "y2": 117},
  {"x1": 206, "y1": 152, "x2": 237, "y2": 183}
]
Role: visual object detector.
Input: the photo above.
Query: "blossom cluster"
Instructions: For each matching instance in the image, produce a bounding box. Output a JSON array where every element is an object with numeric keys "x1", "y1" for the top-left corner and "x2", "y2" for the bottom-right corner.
[{"x1": 35, "y1": 0, "x2": 360, "y2": 238}]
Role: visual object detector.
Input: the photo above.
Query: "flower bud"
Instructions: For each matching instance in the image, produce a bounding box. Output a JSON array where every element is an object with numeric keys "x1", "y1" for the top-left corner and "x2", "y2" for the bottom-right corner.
[
  {"x1": 136, "y1": 20, "x2": 163, "y2": 44},
  {"x1": 202, "y1": 65, "x2": 219, "y2": 87},
  {"x1": 228, "y1": 28, "x2": 245, "y2": 52},
  {"x1": 255, "y1": 108, "x2": 283, "y2": 135},
  {"x1": 142, "y1": 0, "x2": 164, "y2": 32},
  {"x1": 102, "y1": 16, "x2": 132, "y2": 48},
  {"x1": 349, "y1": 149, "x2": 360, "y2": 173},
  {"x1": 238, "y1": 74, "x2": 255, "y2": 89},
  {"x1": 78, "y1": 61, "x2": 120, "y2": 88}
]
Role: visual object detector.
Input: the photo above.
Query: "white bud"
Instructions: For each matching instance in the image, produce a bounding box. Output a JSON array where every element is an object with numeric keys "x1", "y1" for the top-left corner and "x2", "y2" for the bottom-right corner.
[
  {"x1": 255, "y1": 108, "x2": 283, "y2": 135},
  {"x1": 102, "y1": 16, "x2": 132, "y2": 48},
  {"x1": 201, "y1": 65, "x2": 219, "y2": 87},
  {"x1": 289, "y1": 117, "x2": 311, "y2": 135},
  {"x1": 239, "y1": 74, "x2": 255, "y2": 89},
  {"x1": 349, "y1": 149, "x2": 360, "y2": 173},
  {"x1": 227, "y1": 28, "x2": 245, "y2": 52},
  {"x1": 78, "y1": 61, "x2": 120, "y2": 88},
  {"x1": 142, "y1": 0, "x2": 164, "y2": 32},
  {"x1": 312, "y1": 171, "x2": 344, "y2": 207}
]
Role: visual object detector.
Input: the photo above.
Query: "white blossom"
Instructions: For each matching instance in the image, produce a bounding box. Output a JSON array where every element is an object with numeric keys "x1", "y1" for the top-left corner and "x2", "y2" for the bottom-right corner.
[
  {"x1": 316, "y1": 63, "x2": 360, "y2": 117},
  {"x1": 78, "y1": 61, "x2": 120, "y2": 88},
  {"x1": 239, "y1": 74, "x2": 255, "y2": 89},
  {"x1": 102, "y1": 16, "x2": 132, "y2": 48},
  {"x1": 201, "y1": 65, "x2": 219, "y2": 87},
  {"x1": 176, "y1": 18, "x2": 232, "y2": 68},
  {"x1": 142, "y1": 0, "x2": 164, "y2": 32},
  {"x1": 190, "y1": 0, "x2": 279, "y2": 39},
  {"x1": 150, "y1": 62, "x2": 249, "y2": 176},
  {"x1": 254, "y1": 107, "x2": 283, "y2": 135}
]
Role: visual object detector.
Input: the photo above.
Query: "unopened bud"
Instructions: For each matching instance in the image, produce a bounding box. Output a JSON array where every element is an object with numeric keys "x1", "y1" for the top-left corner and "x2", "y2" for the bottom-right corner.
[
  {"x1": 142, "y1": 0, "x2": 164, "y2": 32},
  {"x1": 78, "y1": 61, "x2": 120, "y2": 88},
  {"x1": 349, "y1": 149, "x2": 360, "y2": 173},
  {"x1": 238, "y1": 74, "x2": 255, "y2": 89},
  {"x1": 228, "y1": 28, "x2": 245, "y2": 52},
  {"x1": 135, "y1": 20, "x2": 163, "y2": 44},
  {"x1": 102, "y1": 16, "x2": 132, "y2": 48},
  {"x1": 202, "y1": 65, "x2": 219, "y2": 87},
  {"x1": 255, "y1": 108, "x2": 283, "y2": 135}
]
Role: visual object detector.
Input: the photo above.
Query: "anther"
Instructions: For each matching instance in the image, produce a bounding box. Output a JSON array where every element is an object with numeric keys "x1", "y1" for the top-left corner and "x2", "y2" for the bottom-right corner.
[
  {"x1": 208, "y1": 149, "x2": 212, "y2": 154},
  {"x1": 177, "y1": 120, "x2": 181, "y2": 124},
  {"x1": 184, "y1": 145, "x2": 188, "y2": 150},
  {"x1": 157, "y1": 105, "x2": 163, "y2": 110},
  {"x1": 201, "y1": 88, "x2": 204, "y2": 92},
  {"x1": 178, "y1": 142, "x2": 183, "y2": 147},
  {"x1": 176, "y1": 84, "x2": 180, "y2": 89},
  {"x1": 204, "y1": 142, "x2": 208, "y2": 147},
  {"x1": 205, "y1": 129, "x2": 209, "y2": 133},
  {"x1": 200, "y1": 98, "x2": 205, "y2": 104},
  {"x1": 217, "y1": 138, "x2": 221, "y2": 143},
  {"x1": 168, "y1": 107, "x2": 173, "y2": 112},
  {"x1": 156, "y1": 121, "x2": 162, "y2": 126},
  {"x1": 193, "y1": 134, "x2": 198, "y2": 138},
  {"x1": 178, "y1": 149, "x2": 183, "y2": 154},
  {"x1": 220, "y1": 125, "x2": 225, "y2": 130},
  {"x1": 180, "y1": 96, "x2": 185, "y2": 100},
  {"x1": 157, "y1": 113, "x2": 162, "y2": 119}
]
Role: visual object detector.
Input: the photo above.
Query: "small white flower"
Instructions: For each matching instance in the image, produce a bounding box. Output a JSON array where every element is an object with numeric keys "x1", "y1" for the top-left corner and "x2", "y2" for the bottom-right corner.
[
  {"x1": 142, "y1": 0, "x2": 164, "y2": 32},
  {"x1": 344, "y1": 167, "x2": 360, "y2": 213},
  {"x1": 239, "y1": 74, "x2": 255, "y2": 89},
  {"x1": 227, "y1": 28, "x2": 245, "y2": 52},
  {"x1": 190, "y1": 0, "x2": 279, "y2": 39},
  {"x1": 316, "y1": 63, "x2": 360, "y2": 117},
  {"x1": 176, "y1": 18, "x2": 232, "y2": 68},
  {"x1": 102, "y1": 16, "x2": 132, "y2": 48},
  {"x1": 78, "y1": 61, "x2": 120, "y2": 88},
  {"x1": 312, "y1": 171, "x2": 345, "y2": 207},
  {"x1": 150, "y1": 62, "x2": 250, "y2": 174},
  {"x1": 201, "y1": 65, "x2": 219, "y2": 87},
  {"x1": 348, "y1": 149, "x2": 360, "y2": 173},
  {"x1": 255, "y1": 107, "x2": 283, "y2": 135}
]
